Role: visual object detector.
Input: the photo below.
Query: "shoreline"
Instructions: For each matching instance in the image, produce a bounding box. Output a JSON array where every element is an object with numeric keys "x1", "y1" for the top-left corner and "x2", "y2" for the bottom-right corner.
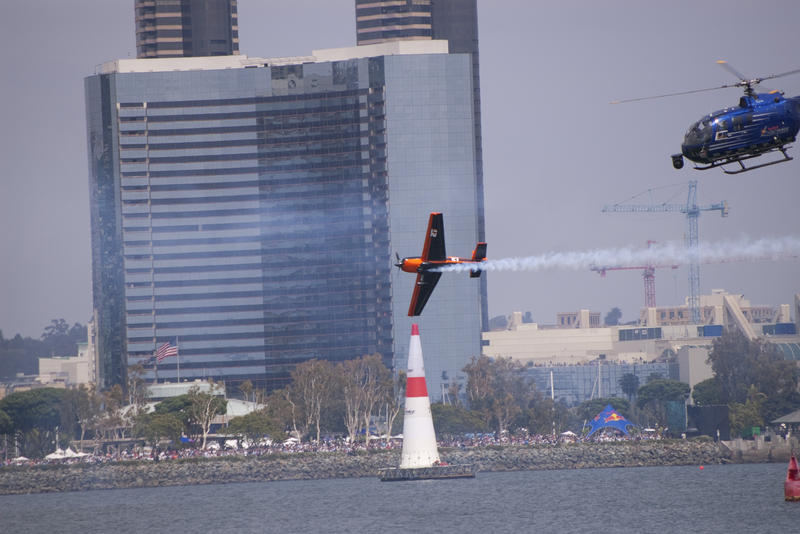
[{"x1": 0, "y1": 440, "x2": 783, "y2": 495}]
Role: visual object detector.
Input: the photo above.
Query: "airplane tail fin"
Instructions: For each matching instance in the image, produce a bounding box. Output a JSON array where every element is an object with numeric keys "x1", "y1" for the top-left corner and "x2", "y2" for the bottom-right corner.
[{"x1": 470, "y1": 242, "x2": 487, "y2": 278}]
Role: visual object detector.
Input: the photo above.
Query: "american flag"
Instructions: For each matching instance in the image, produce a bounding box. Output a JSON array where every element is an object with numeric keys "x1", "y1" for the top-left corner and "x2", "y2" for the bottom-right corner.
[{"x1": 155, "y1": 341, "x2": 179, "y2": 363}]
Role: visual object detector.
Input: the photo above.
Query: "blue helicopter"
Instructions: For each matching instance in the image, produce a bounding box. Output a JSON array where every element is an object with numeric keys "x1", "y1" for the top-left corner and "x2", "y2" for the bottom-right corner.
[{"x1": 614, "y1": 62, "x2": 800, "y2": 175}]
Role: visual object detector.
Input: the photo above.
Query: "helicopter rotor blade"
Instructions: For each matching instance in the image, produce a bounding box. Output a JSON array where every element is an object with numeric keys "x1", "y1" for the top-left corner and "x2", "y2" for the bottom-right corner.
[
  {"x1": 611, "y1": 61, "x2": 800, "y2": 105},
  {"x1": 716, "y1": 60, "x2": 748, "y2": 82},
  {"x1": 610, "y1": 83, "x2": 741, "y2": 104},
  {"x1": 717, "y1": 60, "x2": 800, "y2": 88},
  {"x1": 757, "y1": 67, "x2": 800, "y2": 84}
]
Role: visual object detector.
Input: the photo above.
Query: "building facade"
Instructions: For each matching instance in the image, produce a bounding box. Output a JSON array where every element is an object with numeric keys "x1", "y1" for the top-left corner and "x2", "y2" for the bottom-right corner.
[
  {"x1": 85, "y1": 43, "x2": 484, "y2": 396},
  {"x1": 135, "y1": 0, "x2": 239, "y2": 58},
  {"x1": 356, "y1": 0, "x2": 487, "y2": 329},
  {"x1": 523, "y1": 362, "x2": 678, "y2": 407},
  {"x1": 37, "y1": 341, "x2": 96, "y2": 387}
]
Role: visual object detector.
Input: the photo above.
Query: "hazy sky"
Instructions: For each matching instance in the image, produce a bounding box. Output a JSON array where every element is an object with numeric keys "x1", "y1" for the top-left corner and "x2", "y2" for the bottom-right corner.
[{"x1": 1, "y1": 0, "x2": 799, "y2": 339}]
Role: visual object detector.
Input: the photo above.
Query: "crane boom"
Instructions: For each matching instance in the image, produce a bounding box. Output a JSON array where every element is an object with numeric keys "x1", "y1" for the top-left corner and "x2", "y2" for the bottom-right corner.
[{"x1": 601, "y1": 181, "x2": 728, "y2": 323}]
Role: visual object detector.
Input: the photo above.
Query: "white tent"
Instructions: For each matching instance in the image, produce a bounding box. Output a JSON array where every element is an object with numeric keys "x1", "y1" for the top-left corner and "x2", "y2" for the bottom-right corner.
[
  {"x1": 11, "y1": 456, "x2": 30, "y2": 464},
  {"x1": 45, "y1": 448, "x2": 66, "y2": 460}
]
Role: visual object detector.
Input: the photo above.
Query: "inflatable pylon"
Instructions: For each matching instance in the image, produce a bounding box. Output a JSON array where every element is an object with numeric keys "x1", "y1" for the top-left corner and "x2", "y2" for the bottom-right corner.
[
  {"x1": 399, "y1": 324, "x2": 441, "y2": 468},
  {"x1": 786, "y1": 454, "x2": 800, "y2": 501}
]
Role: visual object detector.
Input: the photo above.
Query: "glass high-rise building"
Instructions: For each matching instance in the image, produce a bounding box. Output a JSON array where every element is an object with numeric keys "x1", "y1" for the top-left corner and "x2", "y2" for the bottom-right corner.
[
  {"x1": 356, "y1": 0, "x2": 486, "y2": 330},
  {"x1": 85, "y1": 42, "x2": 484, "y2": 397},
  {"x1": 135, "y1": 0, "x2": 239, "y2": 58}
]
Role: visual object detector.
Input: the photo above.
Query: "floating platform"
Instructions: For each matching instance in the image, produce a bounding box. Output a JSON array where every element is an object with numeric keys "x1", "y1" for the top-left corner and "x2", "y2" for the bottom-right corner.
[{"x1": 379, "y1": 464, "x2": 476, "y2": 482}]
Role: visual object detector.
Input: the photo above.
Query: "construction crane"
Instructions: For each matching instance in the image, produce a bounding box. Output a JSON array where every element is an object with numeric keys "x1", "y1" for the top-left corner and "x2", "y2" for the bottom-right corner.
[
  {"x1": 602, "y1": 180, "x2": 729, "y2": 323},
  {"x1": 591, "y1": 241, "x2": 678, "y2": 308}
]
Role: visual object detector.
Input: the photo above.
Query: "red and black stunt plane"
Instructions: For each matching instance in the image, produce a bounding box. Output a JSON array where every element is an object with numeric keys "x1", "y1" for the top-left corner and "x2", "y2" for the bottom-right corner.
[{"x1": 395, "y1": 212, "x2": 487, "y2": 316}]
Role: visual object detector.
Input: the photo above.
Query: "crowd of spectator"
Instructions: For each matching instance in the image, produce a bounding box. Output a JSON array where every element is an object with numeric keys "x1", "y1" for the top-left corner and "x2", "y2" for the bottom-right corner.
[{"x1": 2, "y1": 428, "x2": 664, "y2": 468}]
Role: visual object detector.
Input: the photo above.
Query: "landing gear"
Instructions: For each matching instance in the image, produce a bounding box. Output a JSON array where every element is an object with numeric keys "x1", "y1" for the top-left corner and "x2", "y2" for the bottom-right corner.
[{"x1": 691, "y1": 144, "x2": 794, "y2": 175}]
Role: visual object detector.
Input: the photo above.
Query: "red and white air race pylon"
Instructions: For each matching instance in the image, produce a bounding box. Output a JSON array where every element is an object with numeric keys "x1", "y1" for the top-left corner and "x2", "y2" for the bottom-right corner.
[{"x1": 399, "y1": 324, "x2": 441, "y2": 469}]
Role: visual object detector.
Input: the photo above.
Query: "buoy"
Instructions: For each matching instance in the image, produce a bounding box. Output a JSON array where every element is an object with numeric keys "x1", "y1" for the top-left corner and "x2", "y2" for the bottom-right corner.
[
  {"x1": 785, "y1": 454, "x2": 800, "y2": 501},
  {"x1": 699, "y1": 465, "x2": 704, "y2": 470}
]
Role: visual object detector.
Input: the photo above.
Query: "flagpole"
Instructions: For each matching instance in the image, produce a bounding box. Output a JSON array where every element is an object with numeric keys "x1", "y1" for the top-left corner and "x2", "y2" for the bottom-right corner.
[{"x1": 176, "y1": 336, "x2": 180, "y2": 382}]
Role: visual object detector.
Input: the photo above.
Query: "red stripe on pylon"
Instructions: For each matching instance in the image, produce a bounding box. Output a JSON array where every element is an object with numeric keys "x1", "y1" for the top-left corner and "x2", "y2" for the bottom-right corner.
[{"x1": 406, "y1": 376, "x2": 428, "y2": 398}]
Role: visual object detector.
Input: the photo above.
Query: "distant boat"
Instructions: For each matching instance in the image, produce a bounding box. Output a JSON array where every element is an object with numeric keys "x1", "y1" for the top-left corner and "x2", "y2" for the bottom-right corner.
[{"x1": 785, "y1": 454, "x2": 800, "y2": 501}]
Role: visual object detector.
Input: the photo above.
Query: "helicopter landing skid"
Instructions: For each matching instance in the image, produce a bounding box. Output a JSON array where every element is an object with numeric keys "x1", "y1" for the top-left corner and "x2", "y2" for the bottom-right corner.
[{"x1": 693, "y1": 145, "x2": 793, "y2": 175}]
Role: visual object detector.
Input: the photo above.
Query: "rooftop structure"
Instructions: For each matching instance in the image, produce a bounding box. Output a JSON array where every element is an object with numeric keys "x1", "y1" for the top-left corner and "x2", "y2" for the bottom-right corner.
[
  {"x1": 135, "y1": 0, "x2": 239, "y2": 58},
  {"x1": 483, "y1": 290, "x2": 799, "y2": 367}
]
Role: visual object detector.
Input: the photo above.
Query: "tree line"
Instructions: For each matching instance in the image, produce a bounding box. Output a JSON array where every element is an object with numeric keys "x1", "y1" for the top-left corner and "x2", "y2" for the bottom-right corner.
[
  {"x1": 2, "y1": 329, "x2": 796, "y2": 458},
  {"x1": 691, "y1": 330, "x2": 800, "y2": 436}
]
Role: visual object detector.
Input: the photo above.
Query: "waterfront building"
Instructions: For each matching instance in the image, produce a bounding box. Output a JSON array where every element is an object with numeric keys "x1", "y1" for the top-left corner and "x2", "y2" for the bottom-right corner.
[
  {"x1": 523, "y1": 361, "x2": 678, "y2": 407},
  {"x1": 135, "y1": 0, "x2": 239, "y2": 58},
  {"x1": 85, "y1": 41, "x2": 484, "y2": 396},
  {"x1": 37, "y1": 341, "x2": 95, "y2": 387},
  {"x1": 484, "y1": 291, "x2": 800, "y2": 406}
]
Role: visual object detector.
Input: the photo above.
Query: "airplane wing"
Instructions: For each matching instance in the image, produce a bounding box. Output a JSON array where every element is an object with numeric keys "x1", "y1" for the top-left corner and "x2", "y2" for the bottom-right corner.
[
  {"x1": 421, "y1": 212, "x2": 446, "y2": 262},
  {"x1": 408, "y1": 271, "x2": 442, "y2": 316}
]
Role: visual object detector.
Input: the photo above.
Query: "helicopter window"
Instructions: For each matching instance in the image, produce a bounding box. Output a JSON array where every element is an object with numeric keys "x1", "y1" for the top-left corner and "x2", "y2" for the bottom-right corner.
[
  {"x1": 715, "y1": 118, "x2": 727, "y2": 130},
  {"x1": 685, "y1": 118, "x2": 713, "y2": 144}
]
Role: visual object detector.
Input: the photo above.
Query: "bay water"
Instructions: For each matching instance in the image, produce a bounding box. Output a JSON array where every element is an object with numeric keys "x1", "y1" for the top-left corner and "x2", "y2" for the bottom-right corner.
[{"x1": 3, "y1": 462, "x2": 799, "y2": 533}]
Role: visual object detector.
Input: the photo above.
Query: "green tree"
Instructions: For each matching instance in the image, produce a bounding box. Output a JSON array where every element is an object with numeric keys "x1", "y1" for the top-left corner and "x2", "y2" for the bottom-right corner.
[
  {"x1": 186, "y1": 383, "x2": 227, "y2": 449},
  {"x1": 431, "y1": 403, "x2": 488, "y2": 435},
  {"x1": 96, "y1": 385, "x2": 126, "y2": 441},
  {"x1": 265, "y1": 387, "x2": 300, "y2": 440},
  {"x1": 338, "y1": 354, "x2": 389, "y2": 443},
  {"x1": 239, "y1": 379, "x2": 254, "y2": 402},
  {"x1": 71, "y1": 385, "x2": 103, "y2": 451},
  {"x1": 126, "y1": 363, "x2": 150, "y2": 412},
  {"x1": 0, "y1": 388, "x2": 68, "y2": 457},
  {"x1": 707, "y1": 330, "x2": 800, "y2": 421},
  {"x1": 729, "y1": 386, "x2": 767, "y2": 437},
  {"x1": 636, "y1": 379, "x2": 689, "y2": 428},
  {"x1": 41, "y1": 319, "x2": 86, "y2": 357},
  {"x1": 134, "y1": 412, "x2": 184, "y2": 447},
  {"x1": 290, "y1": 359, "x2": 337, "y2": 443},
  {"x1": 227, "y1": 411, "x2": 286, "y2": 444},
  {"x1": 691, "y1": 377, "x2": 724, "y2": 406},
  {"x1": 0, "y1": 409, "x2": 12, "y2": 435},
  {"x1": 519, "y1": 394, "x2": 574, "y2": 436},
  {"x1": 645, "y1": 372, "x2": 664, "y2": 383},
  {"x1": 618, "y1": 373, "x2": 640, "y2": 402},
  {"x1": 383, "y1": 369, "x2": 406, "y2": 438},
  {"x1": 0, "y1": 333, "x2": 45, "y2": 379},
  {"x1": 463, "y1": 355, "x2": 533, "y2": 434}
]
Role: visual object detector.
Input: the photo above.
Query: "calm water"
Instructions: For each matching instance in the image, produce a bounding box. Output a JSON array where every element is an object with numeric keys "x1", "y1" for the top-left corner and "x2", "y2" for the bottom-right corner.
[{"x1": 2, "y1": 463, "x2": 799, "y2": 533}]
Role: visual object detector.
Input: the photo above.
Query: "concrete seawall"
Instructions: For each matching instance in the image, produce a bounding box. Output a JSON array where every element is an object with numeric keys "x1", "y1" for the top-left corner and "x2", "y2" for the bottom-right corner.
[{"x1": 0, "y1": 440, "x2": 749, "y2": 495}]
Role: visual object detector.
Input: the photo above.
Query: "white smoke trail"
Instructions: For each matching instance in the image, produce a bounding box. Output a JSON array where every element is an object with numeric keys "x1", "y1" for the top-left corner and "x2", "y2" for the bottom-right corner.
[{"x1": 439, "y1": 235, "x2": 800, "y2": 274}]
